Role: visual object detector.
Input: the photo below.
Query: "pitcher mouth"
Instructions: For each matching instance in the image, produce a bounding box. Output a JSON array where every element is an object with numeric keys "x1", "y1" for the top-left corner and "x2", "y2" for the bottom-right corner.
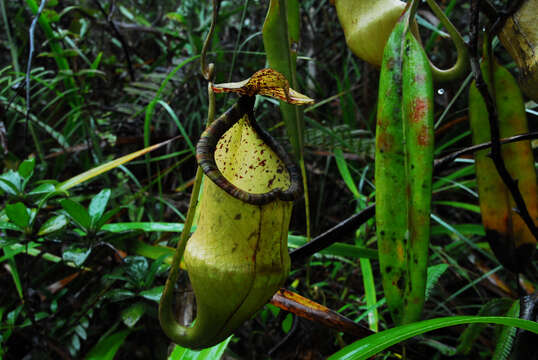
[{"x1": 196, "y1": 96, "x2": 302, "y2": 205}]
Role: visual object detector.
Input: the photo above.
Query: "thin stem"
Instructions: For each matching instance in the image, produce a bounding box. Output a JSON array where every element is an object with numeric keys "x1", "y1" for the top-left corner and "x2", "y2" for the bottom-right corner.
[
  {"x1": 158, "y1": 165, "x2": 203, "y2": 338},
  {"x1": 434, "y1": 132, "x2": 538, "y2": 174},
  {"x1": 160, "y1": 1, "x2": 220, "y2": 340}
]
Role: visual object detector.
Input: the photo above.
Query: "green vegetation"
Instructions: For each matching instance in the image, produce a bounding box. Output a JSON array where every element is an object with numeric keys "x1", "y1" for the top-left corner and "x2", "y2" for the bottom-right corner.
[{"x1": 1, "y1": 1, "x2": 537, "y2": 359}]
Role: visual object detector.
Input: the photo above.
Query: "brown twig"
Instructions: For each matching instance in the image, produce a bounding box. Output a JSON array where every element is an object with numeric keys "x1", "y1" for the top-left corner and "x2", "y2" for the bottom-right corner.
[
  {"x1": 434, "y1": 132, "x2": 538, "y2": 174},
  {"x1": 290, "y1": 205, "x2": 375, "y2": 264}
]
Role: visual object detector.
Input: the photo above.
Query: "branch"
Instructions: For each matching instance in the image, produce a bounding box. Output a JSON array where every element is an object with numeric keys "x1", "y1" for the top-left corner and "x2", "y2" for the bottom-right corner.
[
  {"x1": 290, "y1": 205, "x2": 375, "y2": 264},
  {"x1": 434, "y1": 132, "x2": 538, "y2": 174}
]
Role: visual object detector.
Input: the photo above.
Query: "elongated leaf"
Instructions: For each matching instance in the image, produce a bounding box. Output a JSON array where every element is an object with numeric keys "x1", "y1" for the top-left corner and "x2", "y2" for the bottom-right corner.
[
  {"x1": 38, "y1": 214, "x2": 68, "y2": 235},
  {"x1": 57, "y1": 137, "x2": 179, "y2": 191},
  {"x1": 121, "y1": 302, "x2": 146, "y2": 329},
  {"x1": 102, "y1": 222, "x2": 183, "y2": 233},
  {"x1": 3, "y1": 248, "x2": 23, "y2": 300},
  {"x1": 167, "y1": 335, "x2": 232, "y2": 360},
  {"x1": 5, "y1": 202, "x2": 30, "y2": 229},
  {"x1": 329, "y1": 316, "x2": 538, "y2": 360},
  {"x1": 18, "y1": 158, "x2": 35, "y2": 180},
  {"x1": 0, "y1": 171, "x2": 21, "y2": 195},
  {"x1": 84, "y1": 329, "x2": 131, "y2": 360},
  {"x1": 88, "y1": 188, "x2": 111, "y2": 228},
  {"x1": 60, "y1": 199, "x2": 90, "y2": 230},
  {"x1": 139, "y1": 286, "x2": 164, "y2": 302},
  {"x1": 262, "y1": 0, "x2": 303, "y2": 158},
  {"x1": 334, "y1": 148, "x2": 360, "y2": 199},
  {"x1": 493, "y1": 300, "x2": 519, "y2": 360}
]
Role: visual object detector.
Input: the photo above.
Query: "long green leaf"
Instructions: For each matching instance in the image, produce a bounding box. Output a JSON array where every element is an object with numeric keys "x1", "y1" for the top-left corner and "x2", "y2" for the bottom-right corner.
[
  {"x1": 262, "y1": 0, "x2": 302, "y2": 158},
  {"x1": 57, "y1": 137, "x2": 179, "y2": 191},
  {"x1": 329, "y1": 316, "x2": 538, "y2": 360},
  {"x1": 84, "y1": 329, "x2": 131, "y2": 360},
  {"x1": 262, "y1": 0, "x2": 311, "y2": 239},
  {"x1": 168, "y1": 335, "x2": 232, "y2": 360}
]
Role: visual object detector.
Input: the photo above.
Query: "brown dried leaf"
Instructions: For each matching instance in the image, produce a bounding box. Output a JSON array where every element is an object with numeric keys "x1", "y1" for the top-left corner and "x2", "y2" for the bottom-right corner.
[{"x1": 270, "y1": 288, "x2": 372, "y2": 338}]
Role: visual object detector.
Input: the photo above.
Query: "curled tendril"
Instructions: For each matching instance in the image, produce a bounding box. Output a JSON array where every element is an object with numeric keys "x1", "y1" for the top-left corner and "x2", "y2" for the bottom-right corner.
[
  {"x1": 200, "y1": 0, "x2": 220, "y2": 80},
  {"x1": 423, "y1": 0, "x2": 470, "y2": 83}
]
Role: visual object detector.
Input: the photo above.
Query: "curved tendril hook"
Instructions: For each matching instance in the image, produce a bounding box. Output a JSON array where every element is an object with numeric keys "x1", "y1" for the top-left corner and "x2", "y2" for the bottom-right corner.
[
  {"x1": 424, "y1": 0, "x2": 470, "y2": 82},
  {"x1": 200, "y1": 0, "x2": 220, "y2": 81}
]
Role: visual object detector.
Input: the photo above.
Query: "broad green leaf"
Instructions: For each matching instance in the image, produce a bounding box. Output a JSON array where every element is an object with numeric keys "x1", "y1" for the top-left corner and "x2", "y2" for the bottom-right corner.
[
  {"x1": 88, "y1": 188, "x2": 111, "y2": 227},
  {"x1": 139, "y1": 286, "x2": 164, "y2": 302},
  {"x1": 60, "y1": 199, "x2": 90, "y2": 230},
  {"x1": 124, "y1": 256, "x2": 149, "y2": 286},
  {"x1": 0, "y1": 242, "x2": 41, "y2": 262},
  {"x1": 0, "y1": 170, "x2": 22, "y2": 195},
  {"x1": 121, "y1": 302, "x2": 146, "y2": 328},
  {"x1": 143, "y1": 254, "x2": 169, "y2": 288},
  {"x1": 329, "y1": 316, "x2": 538, "y2": 360},
  {"x1": 282, "y1": 313, "x2": 293, "y2": 333},
  {"x1": 18, "y1": 158, "x2": 35, "y2": 180},
  {"x1": 29, "y1": 183, "x2": 57, "y2": 196},
  {"x1": 38, "y1": 214, "x2": 68, "y2": 235},
  {"x1": 5, "y1": 202, "x2": 30, "y2": 229},
  {"x1": 103, "y1": 289, "x2": 136, "y2": 302},
  {"x1": 85, "y1": 329, "x2": 131, "y2": 360},
  {"x1": 168, "y1": 335, "x2": 232, "y2": 360},
  {"x1": 0, "y1": 221, "x2": 22, "y2": 232},
  {"x1": 62, "y1": 246, "x2": 92, "y2": 267},
  {"x1": 94, "y1": 207, "x2": 123, "y2": 231},
  {"x1": 74, "y1": 325, "x2": 87, "y2": 341}
]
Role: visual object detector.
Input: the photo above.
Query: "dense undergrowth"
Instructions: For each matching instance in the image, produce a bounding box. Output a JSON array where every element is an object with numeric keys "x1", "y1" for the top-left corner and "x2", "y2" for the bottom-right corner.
[{"x1": 1, "y1": 0, "x2": 537, "y2": 359}]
